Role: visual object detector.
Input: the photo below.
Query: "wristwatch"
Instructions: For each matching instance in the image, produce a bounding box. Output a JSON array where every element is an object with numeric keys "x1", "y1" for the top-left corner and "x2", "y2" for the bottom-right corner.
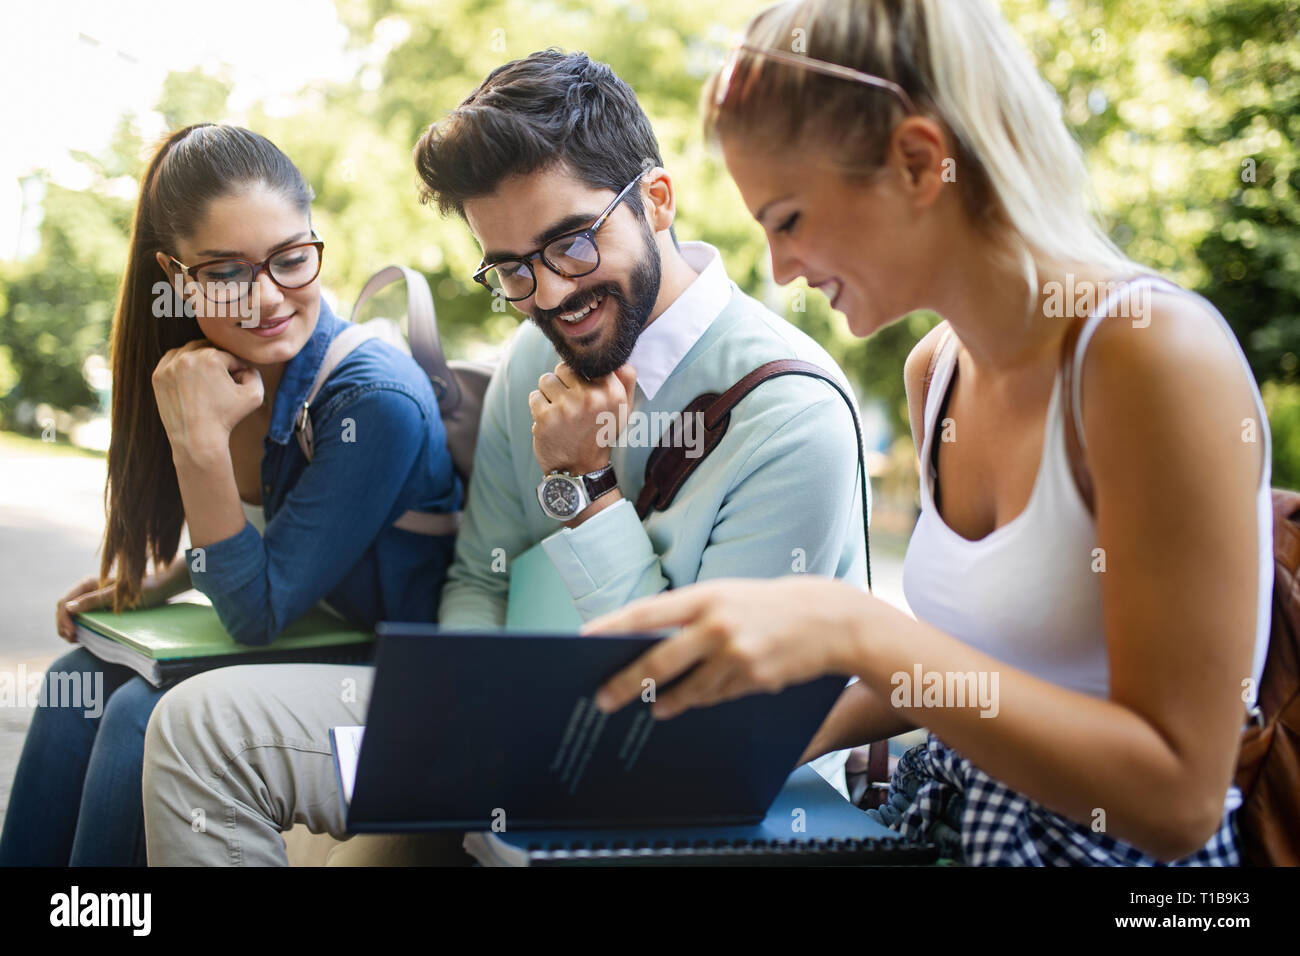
[{"x1": 537, "y1": 465, "x2": 618, "y2": 522}]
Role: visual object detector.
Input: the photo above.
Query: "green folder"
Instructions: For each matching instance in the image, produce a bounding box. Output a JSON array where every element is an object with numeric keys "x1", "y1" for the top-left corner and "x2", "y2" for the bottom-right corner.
[
  {"x1": 74, "y1": 601, "x2": 374, "y2": 687},
  {"x1": 505, "y1": 542, "x2": 585, "y2": 632}
]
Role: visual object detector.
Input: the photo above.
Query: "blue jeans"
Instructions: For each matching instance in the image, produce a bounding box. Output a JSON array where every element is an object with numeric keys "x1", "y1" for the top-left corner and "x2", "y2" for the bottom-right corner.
[{"x1": 0, "y1": 648, "x2": 166, "y2": 866}]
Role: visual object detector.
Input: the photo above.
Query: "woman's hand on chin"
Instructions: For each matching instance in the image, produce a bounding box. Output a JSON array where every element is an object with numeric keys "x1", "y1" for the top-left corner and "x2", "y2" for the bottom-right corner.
[
  {"x1": 585, "y1": 576, "x2": 872, "y2": 720},
  {"x1": 152, "y1": 339, "x2": 264, "y2": 460}
]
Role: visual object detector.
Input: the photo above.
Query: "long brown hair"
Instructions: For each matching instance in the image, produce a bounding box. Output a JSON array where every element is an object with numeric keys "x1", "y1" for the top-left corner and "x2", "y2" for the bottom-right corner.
[{"x1": 101, "y1": 124, "x2": 314, "y2": 610}]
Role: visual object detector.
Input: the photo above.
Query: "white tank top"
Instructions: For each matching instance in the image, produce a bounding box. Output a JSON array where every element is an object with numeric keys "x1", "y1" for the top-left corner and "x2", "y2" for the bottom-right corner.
[{"x1": 902, "y1": 277, "x2": 1273, "y2": 812}]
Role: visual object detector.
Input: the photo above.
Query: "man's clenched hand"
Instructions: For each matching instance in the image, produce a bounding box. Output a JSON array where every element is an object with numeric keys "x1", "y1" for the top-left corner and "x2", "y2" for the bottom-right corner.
[{"x1": 529, "y1": 361, "x2": 637, "y2": 476}]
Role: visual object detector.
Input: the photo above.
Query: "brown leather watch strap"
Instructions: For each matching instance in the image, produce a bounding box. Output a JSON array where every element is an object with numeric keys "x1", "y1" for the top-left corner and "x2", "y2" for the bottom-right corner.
[{"x1": 579, "y1": 464, "x2": 619, "y2": 502}]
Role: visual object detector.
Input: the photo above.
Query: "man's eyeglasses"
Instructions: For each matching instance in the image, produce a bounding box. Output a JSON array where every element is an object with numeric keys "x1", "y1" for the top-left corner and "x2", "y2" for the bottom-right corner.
[
  {"x1": 472, "y1": 169, "x2": 648, "y2": 302},
  {"x1": 714, "y1": 43, "x2": 916, "y2": 116},
  {"x1": 169, "y1": 234, "x2": 325, "y2": 304}
]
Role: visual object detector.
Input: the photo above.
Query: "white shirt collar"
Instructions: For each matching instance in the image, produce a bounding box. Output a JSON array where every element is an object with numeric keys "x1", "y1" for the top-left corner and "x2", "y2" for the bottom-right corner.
[{"x1": 627, "y1": 241, "x2": 732, "y2": 401}]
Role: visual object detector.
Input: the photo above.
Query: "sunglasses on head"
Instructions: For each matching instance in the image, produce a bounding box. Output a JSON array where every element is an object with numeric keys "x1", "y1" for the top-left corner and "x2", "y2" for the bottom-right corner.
[{"x1": 714, "y1": 42, "x2": 916, "y2": 115}]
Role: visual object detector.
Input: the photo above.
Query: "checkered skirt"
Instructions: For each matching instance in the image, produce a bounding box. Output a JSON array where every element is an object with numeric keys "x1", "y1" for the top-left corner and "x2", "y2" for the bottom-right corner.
[{"x1": 867, "y1": 733, "x2": 1239, "y2": 866}]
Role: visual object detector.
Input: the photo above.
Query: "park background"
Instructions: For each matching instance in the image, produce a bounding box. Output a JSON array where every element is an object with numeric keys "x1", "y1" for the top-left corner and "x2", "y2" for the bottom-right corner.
[{"x1": 0, "y1": 0, "x2": 1296, "y2": 833}]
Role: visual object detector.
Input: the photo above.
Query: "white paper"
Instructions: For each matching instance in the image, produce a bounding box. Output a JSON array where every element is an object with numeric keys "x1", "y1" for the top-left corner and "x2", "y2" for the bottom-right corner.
[{"x1": 332, "y1": 725, "x2": 365, "y2": 806}]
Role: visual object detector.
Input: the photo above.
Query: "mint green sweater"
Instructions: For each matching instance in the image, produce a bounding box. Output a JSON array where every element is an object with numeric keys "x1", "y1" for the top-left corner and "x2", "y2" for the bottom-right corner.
[{"x1": 438, "y1": 283, "x2": 868, "y2": 629}]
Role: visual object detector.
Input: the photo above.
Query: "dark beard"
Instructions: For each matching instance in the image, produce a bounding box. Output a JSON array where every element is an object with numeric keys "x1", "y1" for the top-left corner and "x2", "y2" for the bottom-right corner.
[{"x1": 531, "y1": 223, "x2": 661, "y2": 380}]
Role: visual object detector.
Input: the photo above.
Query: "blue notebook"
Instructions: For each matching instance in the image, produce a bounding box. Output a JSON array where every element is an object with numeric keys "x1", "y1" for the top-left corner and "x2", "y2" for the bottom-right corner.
[{"x1": 462, "y1": 765, "x2": 932, "y2": 866}]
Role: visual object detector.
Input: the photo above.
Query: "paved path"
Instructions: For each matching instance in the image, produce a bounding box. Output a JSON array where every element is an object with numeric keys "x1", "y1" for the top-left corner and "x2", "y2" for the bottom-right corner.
[{"x1": 0, "y1": 439, "x2": 108, "y2": 833}]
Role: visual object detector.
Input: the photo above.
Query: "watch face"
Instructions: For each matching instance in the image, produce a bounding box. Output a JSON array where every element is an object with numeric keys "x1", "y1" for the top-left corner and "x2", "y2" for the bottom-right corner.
[{"x1": 541, "y1": 476, "x2": 581, "y2": 518}]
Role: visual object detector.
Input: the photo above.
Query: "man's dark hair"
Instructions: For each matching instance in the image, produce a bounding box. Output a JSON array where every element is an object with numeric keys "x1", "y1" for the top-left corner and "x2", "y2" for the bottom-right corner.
[{"x1": 414, "y1": 49, "x2": 665, "y2": 222}]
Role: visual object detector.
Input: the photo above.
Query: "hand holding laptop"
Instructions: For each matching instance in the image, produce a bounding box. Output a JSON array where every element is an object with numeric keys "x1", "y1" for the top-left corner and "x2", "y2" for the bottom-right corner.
[{"x1": 587, "y1": 576, "x2": 870, "y2": 720}]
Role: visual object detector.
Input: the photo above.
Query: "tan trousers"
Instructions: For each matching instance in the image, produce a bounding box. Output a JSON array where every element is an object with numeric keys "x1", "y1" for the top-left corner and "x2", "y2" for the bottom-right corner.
[{"x1": 142, "y1": 662, "x2": 466, "y2": 866}]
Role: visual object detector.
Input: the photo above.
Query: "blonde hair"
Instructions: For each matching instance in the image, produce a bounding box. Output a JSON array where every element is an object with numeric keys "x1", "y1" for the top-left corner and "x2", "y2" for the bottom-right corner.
[{"x1": 703, "y1": 0, "x2": 1146, "y2": 294}]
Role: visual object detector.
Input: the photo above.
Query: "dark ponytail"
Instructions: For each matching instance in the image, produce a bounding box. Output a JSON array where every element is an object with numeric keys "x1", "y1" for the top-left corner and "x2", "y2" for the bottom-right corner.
[{"x1": 101, "y1": 124, "x2": 313, "y2": 610}]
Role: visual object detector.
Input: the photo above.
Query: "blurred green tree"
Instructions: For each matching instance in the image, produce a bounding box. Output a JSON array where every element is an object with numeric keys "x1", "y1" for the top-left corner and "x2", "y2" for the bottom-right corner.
[
  {"x1": 0, "y1": 184, "x2": 128, "y2": 414},
  {"x1": 0, "y1": 115, "x2": 141, "y2": 418},
  {"x1": 1003, "y1": 0, "x2": 1300, "y2": 481},
  {"x1": 3, "y1": 0, "x2": 1296, "y2": 486},
  {"x1": 157, "y1": 69, "x2": 234, "y2": 131},
  {"x1": 0, "y1": 70, "x2": 226, "y2": 423}
]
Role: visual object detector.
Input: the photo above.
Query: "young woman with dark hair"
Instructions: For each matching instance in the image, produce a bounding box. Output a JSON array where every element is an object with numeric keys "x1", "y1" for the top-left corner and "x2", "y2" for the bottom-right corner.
[{"x1": 0, "y1": 124, "x2": 461, "y2": 866}]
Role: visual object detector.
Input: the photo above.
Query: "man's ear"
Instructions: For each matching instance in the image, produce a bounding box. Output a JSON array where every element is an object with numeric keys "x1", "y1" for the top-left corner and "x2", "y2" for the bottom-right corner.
[
  {"x1": 641, "y1": 165, "x2": 676, "y2": 232},
  {"x1": 890, "y1": 117, "x2": 948, "y2": 209}
]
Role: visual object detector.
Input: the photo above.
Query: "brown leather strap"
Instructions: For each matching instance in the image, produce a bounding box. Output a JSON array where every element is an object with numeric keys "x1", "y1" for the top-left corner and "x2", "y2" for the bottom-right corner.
[
  {"x1": 1058, "y1": 315, "x2": 1095, "y2": 514},
  {"x1": 701, "y1": 359, "x2": 838, "y2": 430},
  {"x1": 636, "y1": 359, "x2": 843, "y2": 517},
  {"x1": 635, "y1": 391, "x2": 727, "y2": 517},
  {"x1": 867, "y1": 738, "x2": 889, "y2": 784},
  {"x1": 635, "y1": 358, "x2": 873, "y2": 591}
]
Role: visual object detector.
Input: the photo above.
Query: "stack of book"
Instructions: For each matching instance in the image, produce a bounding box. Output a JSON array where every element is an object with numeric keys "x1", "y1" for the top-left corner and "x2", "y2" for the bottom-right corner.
[{"x1": 75, "y1": 600, "x2": 373, "y2": 687}]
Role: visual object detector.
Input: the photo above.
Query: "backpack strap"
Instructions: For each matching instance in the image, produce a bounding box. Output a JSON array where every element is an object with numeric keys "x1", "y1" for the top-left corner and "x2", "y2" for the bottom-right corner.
[
  {"x1": 635, "y1": 358, "x2": 872, "y2": 592},
  {"x1": 353, "y1": 265, "x2": 463, "y2": 416},
  {"x1": 294, "y1": 324, "x2": 460, "y2": 537},
  {"x1": 295, "y1": 324, "x2": 377, "y2": 462}
]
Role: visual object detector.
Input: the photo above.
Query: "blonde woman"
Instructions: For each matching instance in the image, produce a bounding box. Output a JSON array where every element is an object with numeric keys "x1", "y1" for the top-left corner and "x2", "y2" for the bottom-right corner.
[{"x1": 587, "y1": 0, "x2": 1272, "y2": 865}]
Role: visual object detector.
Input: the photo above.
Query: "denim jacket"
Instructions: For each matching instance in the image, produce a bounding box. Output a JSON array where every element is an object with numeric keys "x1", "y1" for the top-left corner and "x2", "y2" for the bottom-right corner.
[{"x1": 186, "y1": 299, "x2": 462, "y2": 645}]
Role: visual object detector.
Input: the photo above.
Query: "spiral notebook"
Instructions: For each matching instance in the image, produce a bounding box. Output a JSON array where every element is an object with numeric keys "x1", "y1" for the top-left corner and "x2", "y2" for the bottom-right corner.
[{"x1": 461, "y1": 764, "x2": 937, "y2": 867}]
